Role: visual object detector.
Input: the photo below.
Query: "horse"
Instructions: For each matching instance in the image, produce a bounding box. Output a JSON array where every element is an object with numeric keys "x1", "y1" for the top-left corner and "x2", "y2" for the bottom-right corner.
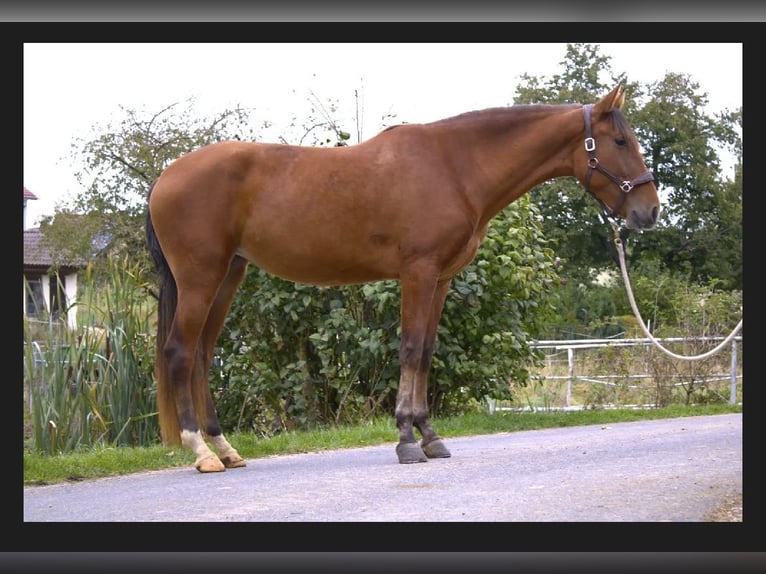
[{"x1": 145, "y1": 84, "x2": 659, "y2": 473}]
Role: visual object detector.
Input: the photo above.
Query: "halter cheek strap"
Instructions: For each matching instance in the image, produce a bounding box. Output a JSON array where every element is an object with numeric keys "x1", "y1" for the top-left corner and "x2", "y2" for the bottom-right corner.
[{"x1": 582, "y1": 104, "x2": 655, "y2": 218}]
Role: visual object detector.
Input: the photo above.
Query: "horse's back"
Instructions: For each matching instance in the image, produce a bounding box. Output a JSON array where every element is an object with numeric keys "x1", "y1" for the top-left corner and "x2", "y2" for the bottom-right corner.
[
  {"x1": 148, "y1": 140, "x2": 403, "y2": 284},
  {"x1": 149, "y1": 132, "x2": 480, "y2": 286}
]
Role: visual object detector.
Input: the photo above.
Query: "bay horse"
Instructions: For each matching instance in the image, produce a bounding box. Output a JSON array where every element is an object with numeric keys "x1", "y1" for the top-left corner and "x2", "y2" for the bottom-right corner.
[{"x1": 146, "y1": 84, "x2": 659, "y2": 473}]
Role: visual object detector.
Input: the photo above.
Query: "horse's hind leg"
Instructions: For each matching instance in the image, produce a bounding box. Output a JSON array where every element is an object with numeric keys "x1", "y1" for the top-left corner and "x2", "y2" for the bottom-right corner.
[
  {"x1": 167, "y1": 257, "x2": 245, "y2": 473},
  {"x1": 165, "y1": 293, "x2": 225, "y2": 472},
  {"x1": 197, "y1": 255, "x2": 249, "y2": 469}
]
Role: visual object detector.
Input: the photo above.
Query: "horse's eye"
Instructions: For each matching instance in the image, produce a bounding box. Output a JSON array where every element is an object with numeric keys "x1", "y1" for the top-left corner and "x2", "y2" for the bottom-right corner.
[{"x1": 615, "y1": 137, "x2": 627, "y2": 147}]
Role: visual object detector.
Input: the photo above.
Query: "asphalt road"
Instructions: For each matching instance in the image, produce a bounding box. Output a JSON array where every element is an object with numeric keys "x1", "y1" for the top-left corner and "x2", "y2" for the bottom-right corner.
[{"x1": 23, "y1": 413, "x2": 742, "y2": 522}]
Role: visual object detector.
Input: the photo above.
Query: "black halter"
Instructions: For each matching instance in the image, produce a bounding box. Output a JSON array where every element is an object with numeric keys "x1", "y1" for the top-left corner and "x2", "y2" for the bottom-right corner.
[{"x1": 582, "y1": 104, "x2": 655, "y2": 219}]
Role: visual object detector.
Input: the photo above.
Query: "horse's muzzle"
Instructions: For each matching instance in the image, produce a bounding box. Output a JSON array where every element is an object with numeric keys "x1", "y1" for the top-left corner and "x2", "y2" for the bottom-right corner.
[{"x1": 625, "y1": 204, "x2": 660, "y2": 230}]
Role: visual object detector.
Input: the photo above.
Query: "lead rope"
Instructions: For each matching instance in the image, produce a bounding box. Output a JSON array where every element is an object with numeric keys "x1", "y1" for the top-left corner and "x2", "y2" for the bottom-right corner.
[{"x1": 610, "y1": 221, "x2": 743, "y2": 360}]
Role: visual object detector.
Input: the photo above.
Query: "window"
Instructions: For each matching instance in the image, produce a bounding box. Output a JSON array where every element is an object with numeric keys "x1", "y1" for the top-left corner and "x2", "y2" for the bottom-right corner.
[
  {"x1": 25, "y1": 277, "x2": 45, "y2": 317},
  {"x1": 49, "y1": 275, "x2": 67, "y2": 320}
]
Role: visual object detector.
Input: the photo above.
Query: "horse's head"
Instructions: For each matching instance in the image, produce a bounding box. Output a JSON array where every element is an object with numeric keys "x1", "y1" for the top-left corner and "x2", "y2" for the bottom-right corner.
[{"x1": 575, "y1": 85, "x2": 660, "y2": 230}]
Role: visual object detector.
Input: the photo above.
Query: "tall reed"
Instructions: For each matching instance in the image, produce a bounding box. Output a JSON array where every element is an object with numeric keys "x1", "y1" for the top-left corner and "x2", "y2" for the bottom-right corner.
[{"x1": 23, "y1": 256, "x2": 158, "y2": 454}]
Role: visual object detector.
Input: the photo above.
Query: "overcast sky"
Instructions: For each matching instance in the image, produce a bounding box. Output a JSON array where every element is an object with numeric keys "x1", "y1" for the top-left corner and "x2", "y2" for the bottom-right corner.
[{"x1": 23, "y1": 42, "x2": 742, "y2": 229}]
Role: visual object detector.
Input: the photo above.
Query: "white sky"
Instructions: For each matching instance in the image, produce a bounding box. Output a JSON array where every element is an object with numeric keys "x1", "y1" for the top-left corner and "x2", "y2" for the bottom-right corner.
[{"x1": 23, "y1": 42, "x2": 742, "y2": 229}]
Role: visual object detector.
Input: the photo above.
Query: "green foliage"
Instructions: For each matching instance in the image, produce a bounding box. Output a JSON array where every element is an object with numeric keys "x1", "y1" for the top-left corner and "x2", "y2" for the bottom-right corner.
[
  {"x1": 544, "y1": 252, "x2": 741, "y2": 342},
  {"x1": 514, "y1": 43, "x2": 742, "y2": 332},
  {"x1": 625, "y1": 259, "x2": 742, "y2": 338},
  {"x1": 623, "y1": 274, "x2": 743, "y2": 407},
  {"x1": 39, "y1": 100, "x2": 261, "y2": 280},
  {"x1": 23, "y1": 256, "x2": 158, "y2": 454},
  {"x1": 215, "y1": 195, "x2": 560, "y2": 435},
  {"x1": 629, "y1": 75, "x2": 742, "y2": 290},
  {"x1": 514, "y1": 43, "x2": 642, "y2": 285},
  {"x1": 31, "y1": 46, "x2": 742, "y2": 452},
  {"x1": 434, "y1": 196, "x2": 560, "y2": 409},
  {"x1": 515, "y1": 43, "x2": 630, "y2": 106}
]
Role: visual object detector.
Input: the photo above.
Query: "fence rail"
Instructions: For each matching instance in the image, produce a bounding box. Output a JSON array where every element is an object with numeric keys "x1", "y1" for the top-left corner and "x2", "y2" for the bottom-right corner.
[{"x1": 488, "y1": 335, "x2": 742, "y2": 413}]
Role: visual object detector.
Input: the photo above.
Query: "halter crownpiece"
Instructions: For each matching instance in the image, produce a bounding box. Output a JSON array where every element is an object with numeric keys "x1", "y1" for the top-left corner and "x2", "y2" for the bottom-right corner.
[{"x1": 582, "y1": 104, "x2": 655, "y2": 219}]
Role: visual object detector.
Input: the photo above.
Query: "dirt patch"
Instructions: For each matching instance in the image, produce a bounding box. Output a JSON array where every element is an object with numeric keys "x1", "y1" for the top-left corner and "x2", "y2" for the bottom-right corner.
[{"x1": 703, "y1": 493, "x2": 743, "y2": 522}]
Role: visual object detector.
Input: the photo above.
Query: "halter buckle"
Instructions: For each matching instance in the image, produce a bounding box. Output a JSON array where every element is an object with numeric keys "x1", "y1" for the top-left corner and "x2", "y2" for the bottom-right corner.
[
  {"x1": 584, "y1": 137, "x2": 596, "y2": 152},
  {"x1": 620, "y1": 181, "x2": 633, "y2": 193}
]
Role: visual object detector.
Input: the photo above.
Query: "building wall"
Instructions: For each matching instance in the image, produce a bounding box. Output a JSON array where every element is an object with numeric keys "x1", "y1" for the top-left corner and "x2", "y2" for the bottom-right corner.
[{"x1": 23, "y1": 271, "x2": 79, "y2": 330}]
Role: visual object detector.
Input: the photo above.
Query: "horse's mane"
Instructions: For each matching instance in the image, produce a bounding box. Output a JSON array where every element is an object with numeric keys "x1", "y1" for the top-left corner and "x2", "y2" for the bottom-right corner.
[
  {"x1": 380, "y1": 104, "x2": 580, "y2": 134},
  {"x1": 377, "y1": 102, "x2": 637, "y2": 151},
  {"x1": 432, "y1": 103, "x2": 580, "y2": 125}
]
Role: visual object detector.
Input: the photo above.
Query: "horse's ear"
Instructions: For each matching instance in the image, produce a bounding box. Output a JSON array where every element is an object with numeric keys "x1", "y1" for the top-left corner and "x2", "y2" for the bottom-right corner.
[
  {"x1": 613, "y1": 84, "x2": 626, "y2": 109},
  {"x1": 594, "y1": 84, "x2": 625, "y2": 115}
]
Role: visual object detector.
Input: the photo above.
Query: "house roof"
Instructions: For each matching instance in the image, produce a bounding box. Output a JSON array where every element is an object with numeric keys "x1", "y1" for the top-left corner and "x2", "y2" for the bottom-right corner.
[
  {"x1": 24, "y1": 228, "x2": 54, "y2": 267},
  {"x1": 24, "y1": 187, "x2": 38, "y2": 200},
  {"x1": 24, "y1": 228, "x2": 84, "y2": 271}
]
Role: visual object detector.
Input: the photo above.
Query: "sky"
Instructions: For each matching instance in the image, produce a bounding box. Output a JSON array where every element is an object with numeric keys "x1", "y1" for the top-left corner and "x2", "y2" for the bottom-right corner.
[{"x1": 23, "y1": 42, "x2": 743, "y2": 230}]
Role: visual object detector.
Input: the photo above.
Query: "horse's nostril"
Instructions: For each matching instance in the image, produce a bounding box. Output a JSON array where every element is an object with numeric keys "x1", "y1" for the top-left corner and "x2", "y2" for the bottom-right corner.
[{"x1": 652, "y1": 205, "x2": 659, "y2": 222}]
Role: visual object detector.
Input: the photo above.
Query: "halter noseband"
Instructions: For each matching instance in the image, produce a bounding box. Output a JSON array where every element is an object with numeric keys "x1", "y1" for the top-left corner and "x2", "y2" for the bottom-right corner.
[{"x1": 582, "y1": 103, "x2": 655, "y2": 219}]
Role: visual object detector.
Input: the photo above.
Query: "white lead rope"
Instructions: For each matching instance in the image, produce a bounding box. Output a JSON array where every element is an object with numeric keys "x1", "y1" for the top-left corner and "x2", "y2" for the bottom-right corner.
[{"x1": 611, "y1": 222, "x2": 742, "y2": 361}]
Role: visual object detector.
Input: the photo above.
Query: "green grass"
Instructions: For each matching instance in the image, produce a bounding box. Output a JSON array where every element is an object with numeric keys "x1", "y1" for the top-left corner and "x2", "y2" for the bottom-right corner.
[{"x1": 23, "y1": 402, "x2": 741, "y2": 486}]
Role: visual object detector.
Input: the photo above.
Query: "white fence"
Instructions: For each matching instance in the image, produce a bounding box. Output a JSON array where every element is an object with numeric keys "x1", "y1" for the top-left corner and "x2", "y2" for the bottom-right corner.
[{"x1": 488, "y1": 335, "x2": 742, "y2": 413}]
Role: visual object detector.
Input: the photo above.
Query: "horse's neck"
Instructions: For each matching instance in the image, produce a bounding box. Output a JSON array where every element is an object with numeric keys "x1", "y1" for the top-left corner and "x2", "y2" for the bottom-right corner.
[{"x1": 449, "y1": 106, "x2": 582, "y2": 225}]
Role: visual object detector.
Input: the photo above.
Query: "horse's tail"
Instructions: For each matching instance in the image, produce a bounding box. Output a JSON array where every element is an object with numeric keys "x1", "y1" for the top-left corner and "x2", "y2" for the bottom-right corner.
[{"x1": 146, "y1": 180, "x2": 181, "y2": 445}]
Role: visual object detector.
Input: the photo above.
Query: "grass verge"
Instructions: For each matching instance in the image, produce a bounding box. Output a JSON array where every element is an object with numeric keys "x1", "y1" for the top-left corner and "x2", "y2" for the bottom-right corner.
[{"x1": 23, "y1": 403, "x2": 740, "y2": 486}]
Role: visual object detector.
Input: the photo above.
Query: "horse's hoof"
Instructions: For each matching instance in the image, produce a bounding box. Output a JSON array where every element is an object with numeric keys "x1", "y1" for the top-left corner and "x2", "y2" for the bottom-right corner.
[
  {"x1": 196, "y1": 454, "x2": 226, "y2": 473},
  {"x1": 396, "y1": 442, "x2": 428, "y2": 464},
  {"x1": 422, "y1": 437, "x2": 451, "y2": 459},
  {"x1": 220, "y1": 454, "x2": 246, "y2": 469}
]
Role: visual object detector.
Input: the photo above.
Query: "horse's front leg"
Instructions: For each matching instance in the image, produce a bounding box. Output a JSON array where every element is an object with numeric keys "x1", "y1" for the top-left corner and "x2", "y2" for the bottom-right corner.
[
  {"x1": 395, "y1": 270, "x2": 449, "y2": 463},
  {"x1": 414, "y1": 278, "x2": 452, "y2": 459}
]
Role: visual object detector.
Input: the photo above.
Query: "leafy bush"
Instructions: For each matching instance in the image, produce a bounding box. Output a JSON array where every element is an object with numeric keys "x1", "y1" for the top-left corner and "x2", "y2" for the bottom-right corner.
[{"x1": 214, "y1": 195, "x2": 560, "y2": 435}]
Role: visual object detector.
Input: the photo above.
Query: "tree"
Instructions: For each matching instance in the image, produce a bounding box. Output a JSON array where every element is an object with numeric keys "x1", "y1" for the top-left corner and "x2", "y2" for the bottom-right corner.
[
  {"x1": 513, "y1": 43, "x2": 638, "y2": 287},
  {"x1": 41, "y1": 93, "x2": 360, "y2": 276},
  {"x1": 629, "y1": 76, "x2": 742, "y2": 290},
  {"x1": 513, "y1": 43, "x2": 742, "y2": 335},
  {"x1": 39, "y1": 99, "x2": 261, "y2": 277}
]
